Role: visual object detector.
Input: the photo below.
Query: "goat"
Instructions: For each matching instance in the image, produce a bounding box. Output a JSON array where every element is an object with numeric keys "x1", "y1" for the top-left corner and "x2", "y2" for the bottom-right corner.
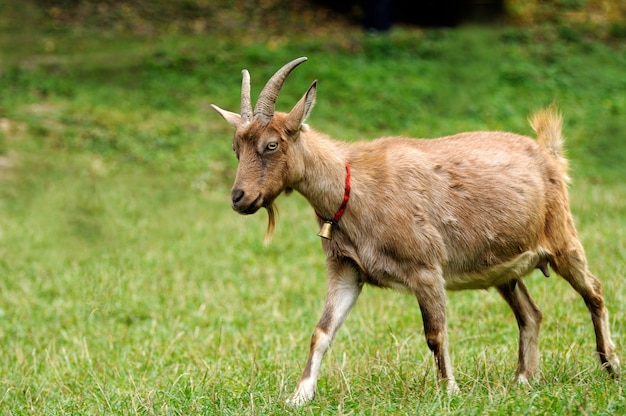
[{"x1": 211, "y1": 57, "x2": 620, "y2": 406}]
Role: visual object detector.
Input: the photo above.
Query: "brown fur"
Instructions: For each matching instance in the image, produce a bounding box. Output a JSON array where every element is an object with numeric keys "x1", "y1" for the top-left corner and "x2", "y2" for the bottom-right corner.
[{"x1": 211, "y1": 60, "x2": 620, "y2": 406}]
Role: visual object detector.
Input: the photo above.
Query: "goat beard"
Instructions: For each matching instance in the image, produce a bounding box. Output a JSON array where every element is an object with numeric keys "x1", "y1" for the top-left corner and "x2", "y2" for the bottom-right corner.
[
  {"x1": 264, "y1": 204, "x2": 276, "y2": 246},
  {"x1": 263, "y1": 188, "x2": 292, "y2": 246}
]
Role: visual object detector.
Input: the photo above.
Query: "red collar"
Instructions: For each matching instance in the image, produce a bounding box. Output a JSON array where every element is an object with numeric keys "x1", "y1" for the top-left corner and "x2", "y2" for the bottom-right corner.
[
  {"x1": 316, "y1": 163, "x2": 351, "y2": 239},
  {"x1": 332, "y1": 163, "x2": 351, "y2": 223}
]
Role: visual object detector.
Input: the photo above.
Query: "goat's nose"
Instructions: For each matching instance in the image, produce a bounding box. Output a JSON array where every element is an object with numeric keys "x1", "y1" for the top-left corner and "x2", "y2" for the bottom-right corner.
[{"x1": 232, "y1": 189, "x2": 245, "y2": 205}]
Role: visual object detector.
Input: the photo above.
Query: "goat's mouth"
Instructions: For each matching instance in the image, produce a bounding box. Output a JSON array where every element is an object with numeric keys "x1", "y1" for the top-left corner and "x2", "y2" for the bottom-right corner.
[{"x1": 233, "y1": 194, "x2": 264, "y2": 215}]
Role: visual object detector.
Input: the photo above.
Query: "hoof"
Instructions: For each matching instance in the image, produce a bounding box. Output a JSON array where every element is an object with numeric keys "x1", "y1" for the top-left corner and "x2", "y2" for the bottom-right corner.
[
  {"x1": 286, "y1": 389, "x2": 315, "y2": 407},
  {"x1": 446, "y1": 379, "x2": 460, "y2": 394}
]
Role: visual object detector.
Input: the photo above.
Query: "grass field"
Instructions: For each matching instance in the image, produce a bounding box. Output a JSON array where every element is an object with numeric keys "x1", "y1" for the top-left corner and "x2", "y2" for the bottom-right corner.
[{"x1": 1, "y1": 3, "x2": 625, "y2": 414}]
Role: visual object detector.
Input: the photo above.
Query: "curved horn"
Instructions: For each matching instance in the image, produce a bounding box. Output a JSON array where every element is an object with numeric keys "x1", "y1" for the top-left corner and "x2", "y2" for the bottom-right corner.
[
  {"x1": 253, "y1": 57, "x2": 308, "y2": 122},
  {"x1": 241, "y1": 69, "x2": 252, "y2": 123}
]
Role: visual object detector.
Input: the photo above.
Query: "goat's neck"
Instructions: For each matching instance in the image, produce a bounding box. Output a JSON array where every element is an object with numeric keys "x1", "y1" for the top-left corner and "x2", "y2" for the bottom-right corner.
[{"x1": 292, "y1": 130, "x2": 350, "y2": 220}]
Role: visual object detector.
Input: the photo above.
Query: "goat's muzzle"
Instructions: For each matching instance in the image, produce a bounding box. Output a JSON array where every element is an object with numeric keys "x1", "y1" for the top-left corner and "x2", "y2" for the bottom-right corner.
[{"x1": 231, "y1": 188, "x2": 263, "y2": 215}]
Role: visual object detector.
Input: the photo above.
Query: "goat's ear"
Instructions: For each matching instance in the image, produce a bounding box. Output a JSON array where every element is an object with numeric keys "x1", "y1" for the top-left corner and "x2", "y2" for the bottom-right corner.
[
  {"x1": 285, "y1": 80, "x2": 317, "y2": 134},
  {"x1": 210, "y1": 104, "x2": 242, "y2": 129}
]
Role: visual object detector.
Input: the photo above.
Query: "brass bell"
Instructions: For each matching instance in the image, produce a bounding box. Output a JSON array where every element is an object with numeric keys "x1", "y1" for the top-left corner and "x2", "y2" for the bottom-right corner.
[{"x1": 317, "y1": 221, "x2": 333, "y2": 240}]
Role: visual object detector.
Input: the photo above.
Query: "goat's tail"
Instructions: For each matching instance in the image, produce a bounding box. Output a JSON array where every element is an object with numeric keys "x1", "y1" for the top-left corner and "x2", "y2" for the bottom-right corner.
[{"x1": 529, "y1": 105, "x2": 570, "y2": 182}]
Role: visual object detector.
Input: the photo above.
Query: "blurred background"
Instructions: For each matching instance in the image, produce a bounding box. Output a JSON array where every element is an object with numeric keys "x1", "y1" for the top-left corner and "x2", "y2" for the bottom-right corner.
[
  {"x1": 1, "y1": 1, "x2": 625, "y2": 414},
  {"x1": 3, "y1": 0, "x2": 625, "y2": 36}
]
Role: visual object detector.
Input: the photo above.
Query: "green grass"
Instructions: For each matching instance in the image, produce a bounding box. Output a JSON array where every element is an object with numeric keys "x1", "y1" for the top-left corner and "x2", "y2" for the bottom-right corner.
[{"x1": 1, "y1": 4, "x2": 625, "y2": 414}]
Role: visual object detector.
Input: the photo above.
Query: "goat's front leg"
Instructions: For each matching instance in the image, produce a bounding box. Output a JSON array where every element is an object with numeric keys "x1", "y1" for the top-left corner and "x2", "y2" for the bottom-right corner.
[
  {"x1": 414, "y1": 269, "x2": 459, "y2": 393},
  {"x1": 287, "y1": 260, "x2": 362, "y2": 406}
]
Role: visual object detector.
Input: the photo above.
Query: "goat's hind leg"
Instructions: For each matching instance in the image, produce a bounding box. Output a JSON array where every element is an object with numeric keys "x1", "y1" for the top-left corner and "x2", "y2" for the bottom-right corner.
[
  {"x1": 496, "y1": 279, "x2": 543, "y2": 383},
  {"x1": 552, "y1": 244, "x2": 620, "y2": 376}
]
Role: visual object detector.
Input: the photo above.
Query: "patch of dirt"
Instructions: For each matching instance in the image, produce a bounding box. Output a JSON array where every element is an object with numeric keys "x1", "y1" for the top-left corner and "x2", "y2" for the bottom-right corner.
[
  {"x1": 0, "y1": 118, "x2": 26, "y2": 180},
  {"x1": 0, "y1": 152, "x2": 17, "y2": 180}
]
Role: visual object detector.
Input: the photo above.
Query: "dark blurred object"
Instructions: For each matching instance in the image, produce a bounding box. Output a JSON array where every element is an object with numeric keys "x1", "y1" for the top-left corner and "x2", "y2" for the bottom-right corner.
[
  {"x1": 364, "y1": 0, "x2": 393, "y2": 32},
  {"x1": 409, "y1": 0, "x2": 505, "y2": 26},
  {"x1": 314, "y1": 0, "x2": 505, "y2": 28},
  {"x1": 401, "y1": 0, "x2": 466, "y2": 27}
]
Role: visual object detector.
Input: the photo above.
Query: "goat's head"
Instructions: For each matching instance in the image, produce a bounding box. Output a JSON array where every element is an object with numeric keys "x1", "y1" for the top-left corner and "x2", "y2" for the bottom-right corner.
[{"x1": 211, "y1": 57, "x2": 316, "y2": 242}]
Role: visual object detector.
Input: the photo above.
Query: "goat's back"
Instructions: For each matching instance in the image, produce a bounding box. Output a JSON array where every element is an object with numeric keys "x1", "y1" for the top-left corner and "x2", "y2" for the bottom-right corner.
[{"x1": 342, "y1": 130, "x2": 568, "y2": 288}]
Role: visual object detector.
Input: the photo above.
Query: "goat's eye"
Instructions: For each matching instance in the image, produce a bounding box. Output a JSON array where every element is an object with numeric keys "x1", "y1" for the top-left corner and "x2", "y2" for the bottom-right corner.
[{"x1": 266, "y1": 142, "x2": 279, "y2": 152}]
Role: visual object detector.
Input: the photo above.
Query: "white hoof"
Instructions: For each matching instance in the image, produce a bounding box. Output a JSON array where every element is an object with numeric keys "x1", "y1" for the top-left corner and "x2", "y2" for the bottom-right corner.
[
  {"x1": 446, "y1": 379, "x2": 460, "y2": 394},
  {"x1": 606, "y1": 355, "x2": 621, "y2": 377},
  {"x1": 286, "y1": 386, "x2": 315, "y2": 407}
]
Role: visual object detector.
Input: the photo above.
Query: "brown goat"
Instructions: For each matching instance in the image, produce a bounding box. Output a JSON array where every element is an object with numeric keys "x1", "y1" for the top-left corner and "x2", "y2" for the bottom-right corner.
[{"x1": 211, "y1": 57, "x2": 620, "y2": 406}]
